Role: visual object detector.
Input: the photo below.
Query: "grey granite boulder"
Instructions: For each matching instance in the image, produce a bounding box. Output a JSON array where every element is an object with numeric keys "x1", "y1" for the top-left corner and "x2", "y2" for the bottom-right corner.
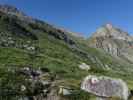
[{"x1": 81, "y1": 75, "x2": 129, "y2": 100}]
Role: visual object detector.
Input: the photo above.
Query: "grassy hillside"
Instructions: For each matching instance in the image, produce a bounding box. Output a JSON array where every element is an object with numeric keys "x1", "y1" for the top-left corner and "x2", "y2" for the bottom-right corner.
[{"x1": 0, "y1": 9, "x2": 133, "y2": 100}]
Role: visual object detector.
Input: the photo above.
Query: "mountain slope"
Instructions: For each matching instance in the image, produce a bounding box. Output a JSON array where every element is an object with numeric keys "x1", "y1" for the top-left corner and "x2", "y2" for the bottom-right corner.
[
  {"x1": 0, "y1": 5, "x2": 133, "y2": 100},
  {"x1": 88, "y1": 24, "x2": 133, "y2": 63}
]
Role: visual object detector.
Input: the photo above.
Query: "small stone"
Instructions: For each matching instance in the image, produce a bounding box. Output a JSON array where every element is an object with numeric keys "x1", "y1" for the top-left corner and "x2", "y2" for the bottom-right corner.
[
  {"x1": 59, "y1": 86, "x2": 72, "y2": 96},
  {"x1": 21, "y1": 85, "x2": 26, "y2": 92},
  {"x1": 40, "y1": 80, "x2": 50, "y2": 86},
  {"x1": 79, "y1": 63, "x2": 91, "y2": 71},
  {"x1": 27, "y1": 46, "x2": 35, "y2": 51}
]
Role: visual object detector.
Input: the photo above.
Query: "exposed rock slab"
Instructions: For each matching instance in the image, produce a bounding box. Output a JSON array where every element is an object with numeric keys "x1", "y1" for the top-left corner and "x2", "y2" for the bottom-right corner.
[{"x1": 81, "y1": 75, "x2": 129, "y2": 100}]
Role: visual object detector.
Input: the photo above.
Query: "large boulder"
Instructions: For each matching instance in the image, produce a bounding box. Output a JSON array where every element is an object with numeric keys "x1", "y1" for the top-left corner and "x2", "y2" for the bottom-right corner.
[{"x1": 81, "y1": 75, "x2": 129, "y2": 100}]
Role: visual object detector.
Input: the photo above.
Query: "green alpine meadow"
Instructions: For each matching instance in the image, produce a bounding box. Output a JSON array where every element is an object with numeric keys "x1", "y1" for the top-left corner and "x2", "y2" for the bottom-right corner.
[{"x1": 0, "y1": 3, "x2": 132, "y2": 100}]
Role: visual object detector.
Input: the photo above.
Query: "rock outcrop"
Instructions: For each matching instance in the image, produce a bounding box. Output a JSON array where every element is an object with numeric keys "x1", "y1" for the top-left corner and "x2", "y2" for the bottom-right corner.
[
  {"x1": 92, "y1": 24, "x2": 132, "y2": 41},
  {"x1": 88, "y1": 24, "x2": 133, "y2": 62},
  {"x1": 81, "y1": 75, "x2": 129, "y2": 100},
  {"x1": 16, "y1": 67, "x2": 59, "y2": 100}
]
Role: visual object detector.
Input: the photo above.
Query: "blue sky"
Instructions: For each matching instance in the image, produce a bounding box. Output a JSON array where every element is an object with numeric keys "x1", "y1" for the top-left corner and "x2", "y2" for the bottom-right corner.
[{"x1": 0, "y1": 0, "x2": 132, "y2": 37}]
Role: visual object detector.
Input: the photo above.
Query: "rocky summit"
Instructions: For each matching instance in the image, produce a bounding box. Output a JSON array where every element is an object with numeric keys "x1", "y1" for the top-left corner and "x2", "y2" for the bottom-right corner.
[
  {"x1": 88, "y1": 24, "x2": 133, "y2": 63},
  {"x1": 92, "y1": 24, "x2": 132, "y2": 41},
  {"x1": 0, "y1": 4, "x2": 133, "y2": 100}
]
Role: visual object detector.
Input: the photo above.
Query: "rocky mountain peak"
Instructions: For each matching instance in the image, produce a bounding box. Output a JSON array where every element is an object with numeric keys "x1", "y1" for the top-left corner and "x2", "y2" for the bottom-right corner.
[
  {"x1": 0, "y1": 4, "x2": 25, "y2": 16},
  {"x1": 105, "y1": 23, "x2": 113, "y2": 30},
  {"x1": 89, "y1": 24, "x2": 133, "y2": 58},
  {"x1": 92, "y1": 24, "x2": 132, "y2": 41}
]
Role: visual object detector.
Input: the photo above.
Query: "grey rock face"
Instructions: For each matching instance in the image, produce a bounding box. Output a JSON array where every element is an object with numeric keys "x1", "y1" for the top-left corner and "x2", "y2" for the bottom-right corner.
[
  {"x1": 81, "y1": 75, "x2": 129, "y2": 100},
  {"x1": 95, "y1": 37, "x2": 120, "y2": 56},
  {"x1": 93, "y1": 24, "x2": 132, "y2": 41},
  {"x1": 89, "y1": 24, "x2": 133, "y2": 63}
]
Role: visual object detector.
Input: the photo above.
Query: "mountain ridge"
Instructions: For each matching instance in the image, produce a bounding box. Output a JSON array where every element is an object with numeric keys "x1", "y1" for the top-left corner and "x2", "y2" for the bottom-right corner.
[
  {"x1": 0, "y1": 4, "x2": 133, "y2": 100},
  {"x1": 92, "y1": 23, "x2": 132, "y2": 41}
]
